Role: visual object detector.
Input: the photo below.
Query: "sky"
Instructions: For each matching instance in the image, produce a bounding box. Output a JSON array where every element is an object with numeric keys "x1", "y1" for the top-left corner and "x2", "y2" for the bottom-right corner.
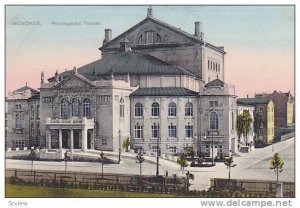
[{"x1": 5, "y1": 5, "x2": 295, "y2": 97}]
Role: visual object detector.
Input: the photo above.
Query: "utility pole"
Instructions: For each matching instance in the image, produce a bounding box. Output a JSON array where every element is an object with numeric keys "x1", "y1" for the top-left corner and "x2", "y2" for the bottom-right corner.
[
  {"x1": 155, "y1": 123, "x2": 160, "y2": 177},
  {"x1": 118, "y1": 129, "x2": 121, "y2": 164}
]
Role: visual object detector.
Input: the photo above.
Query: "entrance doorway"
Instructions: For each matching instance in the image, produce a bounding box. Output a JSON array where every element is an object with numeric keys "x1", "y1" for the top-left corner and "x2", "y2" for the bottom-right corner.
[
  {"x1": 62, "y1": 130, "x2": 70, "y2": 148},
  {"x1": 210, "y1": 145, "x2": 218, "y2": 158},
  {"x1": 73, "y1": 130, "x2": 81, "y2": 149}
]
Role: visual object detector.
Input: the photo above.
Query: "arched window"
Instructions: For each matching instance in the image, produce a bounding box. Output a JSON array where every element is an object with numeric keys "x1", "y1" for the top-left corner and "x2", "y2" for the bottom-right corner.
[
  {"x1": 134, "y1": 103, "x2": 143, "y2": 117},
  {"x1": 185, "y1": 102, "x2": 193, "y2": 116},
  {"x1": 30, "y1": 106, "x2": 34, "y2": 118},
  {"x1": 83, "y1": 98, "x2": 91, "y2": 117},
  {"x1": 120, "y1": 98, "x2": 124, "y2": 118},
  {"x1": 151, "y1": 102, "x2": 160, "y2": 117},
  {"x1": 168, "y1": 102, "x2": 177, "y2": 117},
  {"x1": 156, "y1": 34, "x2": 161, "y2": 43},
  {"x1": 72, "y1": 98, "x2": 79, "y2": 117},
  {"x1": 138, "y1": 35, "x2": 143, "y2": 45},
  {"x1": 15, "y1": 113, "x2": 22, "y2": 129},
  {"x1": 61, "y1": 98, "x2": 68, "y2": 118},
  {"x1": 210, "y1": 111, "x2": 219, "y2": 130},
  {"x1": 36, "y1": 105, "x2": 39, "y2": 118},
  {"x1": 31, "y1": 122, "x2": 34, "y2": 136}
]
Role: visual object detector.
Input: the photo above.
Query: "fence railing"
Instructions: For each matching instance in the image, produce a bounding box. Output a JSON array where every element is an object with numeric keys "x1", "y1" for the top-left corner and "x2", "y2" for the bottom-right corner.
[
  {"x1": 6, "y1": 169, "x2": 188, "y2": 194},
  {"x1": 211, "y1": 178, "x2": 295, "y2": 197},
  {"x1": 281, "y1": 132, "x2": 295, "y2": 141}
]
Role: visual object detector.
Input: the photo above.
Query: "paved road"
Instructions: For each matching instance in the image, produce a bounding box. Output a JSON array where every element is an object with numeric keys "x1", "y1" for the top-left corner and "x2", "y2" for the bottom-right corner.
[{"x1": 6, "y1": 138, "x2": 294, "y2": 191}]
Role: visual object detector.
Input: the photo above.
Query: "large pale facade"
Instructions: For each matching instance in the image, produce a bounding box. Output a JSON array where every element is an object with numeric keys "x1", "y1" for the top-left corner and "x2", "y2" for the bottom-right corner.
[{"x1": 6, "y1": 8, "x2": 238, "y2": 157}]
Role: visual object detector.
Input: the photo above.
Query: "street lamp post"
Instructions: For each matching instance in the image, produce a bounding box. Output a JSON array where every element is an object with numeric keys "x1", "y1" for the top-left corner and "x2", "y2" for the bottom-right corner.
[
  {"x1": 211, "y1": 130, "x2": 214, "y2": 166},
  {"x1": 155, "y1": 122, "x2": 160, "y2": 177},
  {"x1": 98, "y1": 151, "x2": 106, "y2": 179},
  {"x1": 118, "y1": 130, "x2": 121, "y2": 164}
]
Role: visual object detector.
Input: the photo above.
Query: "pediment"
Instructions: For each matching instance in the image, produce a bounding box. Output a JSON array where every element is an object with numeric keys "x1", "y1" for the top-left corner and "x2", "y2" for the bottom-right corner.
[
  {"x1": 101, "y1": 17, "x2": 199, "y2": 50},
  {"x1": 56, "y1": 74, "x2": 95, "y2": 89}
]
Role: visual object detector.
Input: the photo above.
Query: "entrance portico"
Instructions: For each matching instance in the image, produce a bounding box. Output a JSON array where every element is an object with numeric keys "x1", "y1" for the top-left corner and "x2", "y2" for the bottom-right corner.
[{"x1": 46, "y1": 117, "x2": 94, "y2": 152}]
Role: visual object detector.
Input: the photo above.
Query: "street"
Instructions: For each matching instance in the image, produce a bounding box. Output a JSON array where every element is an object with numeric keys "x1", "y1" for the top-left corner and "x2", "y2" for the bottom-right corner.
[{"x1": 6, "y1": 138, "x2": 294, "y2": 191}]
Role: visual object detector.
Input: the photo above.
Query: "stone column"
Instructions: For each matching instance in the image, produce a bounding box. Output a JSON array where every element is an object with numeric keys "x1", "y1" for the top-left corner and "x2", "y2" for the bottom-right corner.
[
  {"x1": 70, "y1": 129, "x2": 74, "y2": 150},
  {"x1": 91, "y1": 130, "x2": 95, "y2": 150},
  {"x1": 70, "y1": 129, "x2": 74, "y2": 160},
  {"x1": 47, "y1": 129, "x2": 52, "y2": 149},
  {"x1": 59, "y1": 129, "x2": 62, "y2": 150},
  {"x1": 82, "y1": 128, "x2": 87, "y2": 152}
]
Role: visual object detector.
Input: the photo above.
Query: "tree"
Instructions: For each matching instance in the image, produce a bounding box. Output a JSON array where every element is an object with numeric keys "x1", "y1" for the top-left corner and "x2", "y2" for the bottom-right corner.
[
  {"x1": 236, "y1": 110, "x2": 253, "y2": 144},
  {"x1": 29, "y1": 149, "x2": 37, "y2": 175},
  {"x1": 224, "y1": 157, "x2": 237, "y2": 180},
  {"x1": 254, "y1": 113, "x2": 263, "y2": 138},
  {"x1": 136, "y1": 152, "x2": 145, "y2": 175},
  {"x1": 122, "y1": 137, "x2": 130, "y2": 152},
  {"x1": 242, "y1": 110, "x2": 253, "y2": 143},
  {"x1": 236, "y1": 114, "x2": 244, "y2": 143},
  {"x1": 269, "y1": 153, "x2": 284, "y2": 183},
  {"x1": 184, "y1": 147, "x2": 196, "y2": 159},
  {"x1": 177, "y1": 153, "x2": 188, "y2": 171}
]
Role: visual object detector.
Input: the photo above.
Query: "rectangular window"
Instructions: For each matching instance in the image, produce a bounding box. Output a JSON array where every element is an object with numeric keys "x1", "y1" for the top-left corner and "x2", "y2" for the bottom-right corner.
[
  {"x1": 102, "y1": 138, "x2": 107, "y2": 145},
  {"x1": 185, "y1": 125, "x2": 193, "y2": 138},
  {"x1": 168, "y1": 125, "x2": 177, "y2": 138},
  {"x1": 219, "y1": 145, "x2": 223, "y2": 153},
  {"x1": 209, "y1": 101, "x2": 218, "y2": 107},
  {"x1": 134, "y1": 125, "x2": 143, "y2": 139},
  {"x1": 208, "y1": 60, "x2": 210, "y2": 69},
  {"x1": 205, "y1": 145, "x2": 210, "y2": 153},
  {"x1": 169, "y1": 147, "x2": 177, "y2": 153},
  {"x1": 151, "y1": 124, "x2": 159, "y2": 138},
  {"x1": 151, "y1": 146, "x2": 157, "y2": 152}
]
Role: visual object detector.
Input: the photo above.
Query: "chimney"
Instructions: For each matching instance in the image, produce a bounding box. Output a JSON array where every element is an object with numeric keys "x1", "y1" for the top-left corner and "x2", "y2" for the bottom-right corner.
[
  {"x1": 103, "y1": 29, "x2": 112, "y2": 45},
  {"x1": 119, "y1": 37, "x2": 131, "y2": 52},
  {"x1": 147, "y1": 6, "x2": 153, "y2": 18},
  {"x1": 194, "y1": 22, "x2": 204, "y2": 40}
]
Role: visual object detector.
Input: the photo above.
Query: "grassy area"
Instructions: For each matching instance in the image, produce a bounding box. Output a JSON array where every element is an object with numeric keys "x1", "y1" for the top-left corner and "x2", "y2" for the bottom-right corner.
[{"x1": 6, "y1": 184, "x2": 178, "y2": 198}]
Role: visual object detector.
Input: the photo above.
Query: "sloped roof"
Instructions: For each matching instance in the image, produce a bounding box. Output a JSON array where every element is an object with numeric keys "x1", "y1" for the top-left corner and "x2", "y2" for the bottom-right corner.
[
  {"x1": 77, "y1": 51, "x2": 194, "y2": 80},
  {"x1": 204, "y1": 79, "x2": 225, "y2": 88},
  {"x1": 237, "y1": 97, "x2": 271, "y2": 105},
  {"x1": 13, "y1": 86, "x2": 39, "y2": 94},
  {"x1": 100, "y1": 16, "x2": 225, "y2": 54},
  {"x1": 130, "y1": 87, "x2": 198, "y2": 97}
]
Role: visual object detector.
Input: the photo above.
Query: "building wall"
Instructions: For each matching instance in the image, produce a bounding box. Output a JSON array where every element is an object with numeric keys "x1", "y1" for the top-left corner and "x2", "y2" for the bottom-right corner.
[
  {"x1": 130, "y1": 96, "x2": 197, "y2": 155},
  {"x1": 198, "y1": 95, "x2": 236, "y2": 157},
  {"x1": 101, "y1": 19, "x2": 225, "y2": 82},
  {"x1": 6, "y1": 99, "x2": 31, "y2": 149},
  {"x1": 267, "y1": 101, "x2": 275, "y2": 143},
  {"x1": 287, "y1": 101, "x2": 294, "y2": 127},
  {"x1": 202, "y1": 46, "x2": 225, "y2": 83}
]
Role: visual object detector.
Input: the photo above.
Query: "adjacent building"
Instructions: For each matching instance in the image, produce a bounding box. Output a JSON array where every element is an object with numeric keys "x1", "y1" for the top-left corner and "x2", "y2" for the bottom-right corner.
[
  {"x1": 237, "y1": 97, "x2": 275, "y2": 145},
  {"x1": 255, "y1": 91, "x2": 295, "y2": 128},
  {"x1": 6, "y1": 85, "x2": 40, "y2": 150}
]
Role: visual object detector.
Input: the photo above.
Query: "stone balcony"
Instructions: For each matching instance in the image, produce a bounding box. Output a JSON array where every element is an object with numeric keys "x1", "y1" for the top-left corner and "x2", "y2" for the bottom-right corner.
[{"x1": 46, "y1": 117, "x2": 94, "y2": 129}]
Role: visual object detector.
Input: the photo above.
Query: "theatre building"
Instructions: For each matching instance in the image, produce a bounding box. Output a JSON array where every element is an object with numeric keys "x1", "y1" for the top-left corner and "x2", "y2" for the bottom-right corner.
[{"x1": 6, "y1": 7, "x2": 238, "y2": 157}]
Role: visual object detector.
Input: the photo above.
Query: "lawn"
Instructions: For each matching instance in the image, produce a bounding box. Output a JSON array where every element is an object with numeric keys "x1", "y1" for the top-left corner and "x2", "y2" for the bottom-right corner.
[{"x1": 6, "y1": 184, "x2": 178, "y2": 198}]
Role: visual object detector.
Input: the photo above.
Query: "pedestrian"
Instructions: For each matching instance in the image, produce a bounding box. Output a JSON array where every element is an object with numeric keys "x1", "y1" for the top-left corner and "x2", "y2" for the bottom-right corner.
[
  {"x1": 165, "y1": 170, "x2": 168, "y2": 177},
  {"x1": 229, "y1": 150, "x2": 232, "y2": 157}
]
